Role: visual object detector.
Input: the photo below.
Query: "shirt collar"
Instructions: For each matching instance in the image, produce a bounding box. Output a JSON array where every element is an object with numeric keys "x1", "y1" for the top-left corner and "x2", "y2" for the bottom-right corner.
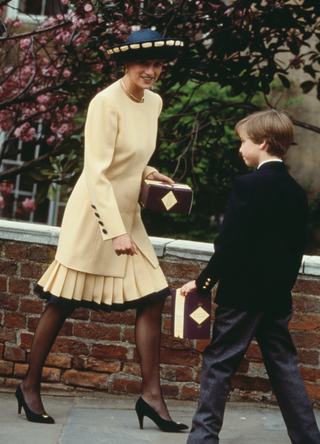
[{"x1": 258, "y1": 159, "x2": 283, "y2": 169}]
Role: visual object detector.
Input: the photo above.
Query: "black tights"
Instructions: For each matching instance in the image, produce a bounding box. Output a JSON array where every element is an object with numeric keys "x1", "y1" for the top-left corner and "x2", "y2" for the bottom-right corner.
[
  {"x1": 21, "y1": 303, "x2": 73, "y2": 414},
  {"x1": 135, "y1": 298, "x2": 170, "y2": 420},
  {"x1": 21, "y1": 299, "x2": 170, "y2": 419}
]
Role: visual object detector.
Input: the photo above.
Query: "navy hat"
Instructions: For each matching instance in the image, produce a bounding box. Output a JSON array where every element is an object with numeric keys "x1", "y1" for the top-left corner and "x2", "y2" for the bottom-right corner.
[{"x1": 106, "y1": 29, "x2": 184, "y2": 62}]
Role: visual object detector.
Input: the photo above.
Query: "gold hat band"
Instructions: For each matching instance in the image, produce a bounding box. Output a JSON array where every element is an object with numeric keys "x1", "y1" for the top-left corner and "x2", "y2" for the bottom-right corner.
[{"x1": 107, "y1": 40, "x2": 184, "y2": 54}]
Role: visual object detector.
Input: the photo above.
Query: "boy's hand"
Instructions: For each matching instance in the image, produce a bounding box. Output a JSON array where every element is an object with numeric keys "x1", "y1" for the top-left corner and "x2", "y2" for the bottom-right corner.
[{"x1": 180, "y1": 280, "x2": 197, "y2": 296}]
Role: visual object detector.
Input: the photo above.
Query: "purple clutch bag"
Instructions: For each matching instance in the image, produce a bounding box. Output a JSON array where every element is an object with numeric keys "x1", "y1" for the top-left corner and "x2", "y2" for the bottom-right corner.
[
  {"x1": 171, "y1": 288, "x2": 211, "y2": 340},
  {"x1": 139, "y1": 179, "x2": 193, "y2": 215}
]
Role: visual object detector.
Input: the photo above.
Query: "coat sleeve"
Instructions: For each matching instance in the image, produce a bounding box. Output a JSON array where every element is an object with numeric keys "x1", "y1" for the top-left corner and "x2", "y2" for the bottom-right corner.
[
  {"x1": 142, "y1": 165, "x2": 158, "y2": 180},
  {"x1": 84, "y1": 93, "x2": 127, "y2": 241},
  {"x1": 141, "y1": 94, "x2": 162, "y2": 181},
  {"x1": 196, "y1": 177, "x2": 253, "y2": 295}
]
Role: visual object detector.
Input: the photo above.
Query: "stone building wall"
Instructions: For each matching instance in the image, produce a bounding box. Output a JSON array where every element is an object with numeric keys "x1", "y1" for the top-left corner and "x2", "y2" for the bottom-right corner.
[{"x1": 1, "y1": 220, "x2": 320, "y2": 407}]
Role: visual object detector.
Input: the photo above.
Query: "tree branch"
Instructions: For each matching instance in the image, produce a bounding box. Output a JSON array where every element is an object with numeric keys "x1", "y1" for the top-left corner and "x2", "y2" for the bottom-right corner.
[
  {"x1": 0, "y1": 20, "x2": 72, "y2": 42},
  {"x1": 0, "y1": 82, "x2": 69, "y2": 110},
  {"x1": 0, "y1": 145, "x2": 67, "y2": 181},
  {"x1": 291, "y1": 119, "x2": 320, "y2": 135}
]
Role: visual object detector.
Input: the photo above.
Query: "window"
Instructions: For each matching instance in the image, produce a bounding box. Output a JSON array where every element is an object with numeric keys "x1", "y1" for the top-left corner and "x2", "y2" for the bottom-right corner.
[
  {"x1": 0, "y1": 128, "x2": 67, "y2": 226},
  {"x1": 6, "y1": 0, "x2": 68, "y2": 24},
  {"x1": 19, "y1": 0, "x2": 67, "y2": 16}
]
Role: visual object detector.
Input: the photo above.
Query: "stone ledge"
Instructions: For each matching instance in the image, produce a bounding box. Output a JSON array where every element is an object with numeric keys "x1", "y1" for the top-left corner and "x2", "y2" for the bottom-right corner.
[
  {"x1": 0, "y1": 220, "x2": 175, "y2": 256},
  {"x1": 0, "y1": 220, "x2": 60, "y2": 246},
  {"x1": 166, "y1": 239, "x2": 214, "y2": 261},
  {"x1": 0, "y1": 220, "x2": 319, "y2": 276},
  {"x1": 303, "y1": 256, "x2": 320, "y2": 276},
  {"x1": 148, "y1": 236, "x2": 175, "y2": 257}
]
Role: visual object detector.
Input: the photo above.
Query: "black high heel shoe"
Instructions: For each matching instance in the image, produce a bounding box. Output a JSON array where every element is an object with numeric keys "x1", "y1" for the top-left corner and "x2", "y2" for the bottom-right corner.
[
  {"x1": 135, "y1": 396, "x2": 188, "y2": 432},
  {"x1": 15, "y1": 384, "x2": 55, "y2": 424}
]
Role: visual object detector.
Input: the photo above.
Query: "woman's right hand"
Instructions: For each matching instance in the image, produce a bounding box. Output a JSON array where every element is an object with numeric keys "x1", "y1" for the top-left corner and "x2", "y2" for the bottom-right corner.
[{"x1": 112, "y1": 234, "x2": 138, "y2": 256}]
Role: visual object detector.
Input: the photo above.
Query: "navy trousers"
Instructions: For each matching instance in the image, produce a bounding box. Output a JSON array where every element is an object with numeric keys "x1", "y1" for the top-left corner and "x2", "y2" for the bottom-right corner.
[{"x1": 186, "y1": 307, "x2": 320, "y2": 444}]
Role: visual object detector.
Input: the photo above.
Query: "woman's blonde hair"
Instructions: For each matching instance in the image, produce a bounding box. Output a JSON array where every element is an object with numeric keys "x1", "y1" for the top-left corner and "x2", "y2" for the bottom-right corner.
[{"x1": 234, "y1": 109, "x2": 294, "y2": 157}]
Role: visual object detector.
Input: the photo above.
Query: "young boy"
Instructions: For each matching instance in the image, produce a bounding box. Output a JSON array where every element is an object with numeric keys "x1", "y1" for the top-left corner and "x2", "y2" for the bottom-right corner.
[{"x1": 180, "y1": 109, "x2": 320, "y2": 444}]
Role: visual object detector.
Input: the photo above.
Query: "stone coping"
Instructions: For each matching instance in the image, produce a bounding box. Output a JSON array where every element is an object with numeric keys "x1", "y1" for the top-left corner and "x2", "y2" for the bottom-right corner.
[
  {"x1": 0, "y1": 219, "x2": 319, "y2": 276},
  {"x1": 0, "y1": 219, "x2": 60, "y2": 246}
]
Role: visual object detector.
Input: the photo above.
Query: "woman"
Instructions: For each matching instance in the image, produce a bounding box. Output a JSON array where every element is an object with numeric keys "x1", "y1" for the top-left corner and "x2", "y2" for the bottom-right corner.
[{"x1": 15, "y1": 29, "x2": 187, "y2": 432}]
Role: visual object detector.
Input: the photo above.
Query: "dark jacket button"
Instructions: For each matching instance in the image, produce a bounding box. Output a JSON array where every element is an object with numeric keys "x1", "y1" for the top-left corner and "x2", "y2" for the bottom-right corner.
[
  {"x1": 99, "y1": 221, "x2": 104, "y2": 226},
  {"x1": 102, "y1": 229, "x2": 107, "y2": 234},
  {"x1": 95, "y1": 213, "x2": 100, "y2": 218},
  {"x1": 91, "y1": 205, "x2": 96, "y2": 209}
]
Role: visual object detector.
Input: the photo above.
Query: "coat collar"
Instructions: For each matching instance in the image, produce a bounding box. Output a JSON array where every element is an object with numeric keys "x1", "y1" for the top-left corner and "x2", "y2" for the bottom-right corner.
[{"x1": 258, "y1": 160, "x2": 286, "y2": 172}]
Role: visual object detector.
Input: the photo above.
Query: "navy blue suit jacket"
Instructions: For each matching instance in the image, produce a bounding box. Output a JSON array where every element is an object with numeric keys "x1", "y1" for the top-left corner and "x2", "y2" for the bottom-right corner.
[{"x1": 196, "y1": 161, "x2": 308, "y2": 312}]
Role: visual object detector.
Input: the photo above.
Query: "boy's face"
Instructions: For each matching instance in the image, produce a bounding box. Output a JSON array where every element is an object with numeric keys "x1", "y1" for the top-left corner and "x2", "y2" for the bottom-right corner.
[{"x1": 238, "y1": 131, "x2": 262, "y2": 168}]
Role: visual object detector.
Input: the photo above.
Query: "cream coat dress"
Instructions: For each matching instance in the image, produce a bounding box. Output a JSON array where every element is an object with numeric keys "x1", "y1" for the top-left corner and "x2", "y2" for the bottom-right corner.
[{"x1": 35, "y1": 80, "x2": 170, "y2": 312}]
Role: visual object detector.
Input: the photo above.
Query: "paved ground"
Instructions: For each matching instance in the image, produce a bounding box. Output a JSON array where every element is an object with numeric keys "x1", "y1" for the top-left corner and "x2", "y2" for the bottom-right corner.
[{"x1": 1, "y1": 389, "x2": 320, "y2": 444}]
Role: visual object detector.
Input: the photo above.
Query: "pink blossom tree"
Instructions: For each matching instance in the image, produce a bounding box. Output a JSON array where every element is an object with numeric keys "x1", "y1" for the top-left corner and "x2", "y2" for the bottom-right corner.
[{"x1": 0, "y1": 0, "x2": 320, "y2": 240}]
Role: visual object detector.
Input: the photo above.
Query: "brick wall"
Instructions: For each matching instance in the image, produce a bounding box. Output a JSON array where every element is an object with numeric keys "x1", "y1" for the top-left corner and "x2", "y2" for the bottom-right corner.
[{"x1": 1, "y1": 220, "x2": 320, "y2": 407}]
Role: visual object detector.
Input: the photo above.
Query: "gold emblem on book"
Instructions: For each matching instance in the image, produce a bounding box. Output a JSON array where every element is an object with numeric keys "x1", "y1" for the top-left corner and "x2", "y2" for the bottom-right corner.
[
  {"x1": 162, "y1": 191, "x2": 178, "y2": 210},
  {"x1": 190, "y1": 307, "x2": 210, "y2": 325}
]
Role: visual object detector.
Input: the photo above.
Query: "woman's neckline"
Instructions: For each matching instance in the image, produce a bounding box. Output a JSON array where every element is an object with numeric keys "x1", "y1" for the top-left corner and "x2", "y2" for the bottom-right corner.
[{"x1": 120, "y1": 79, "x2": 146, "y2": 105}]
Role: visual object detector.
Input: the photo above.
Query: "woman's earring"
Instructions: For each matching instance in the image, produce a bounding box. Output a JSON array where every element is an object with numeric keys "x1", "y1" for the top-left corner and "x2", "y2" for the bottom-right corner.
[{"x1": 124, "y1": 66, "x2": 128, "y2": 74}]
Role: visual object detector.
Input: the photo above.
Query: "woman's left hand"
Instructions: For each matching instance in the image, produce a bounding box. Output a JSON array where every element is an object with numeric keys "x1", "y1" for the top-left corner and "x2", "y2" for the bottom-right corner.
[{"x1": 146, "y1": 171, "x2": 174, "y2": 185}]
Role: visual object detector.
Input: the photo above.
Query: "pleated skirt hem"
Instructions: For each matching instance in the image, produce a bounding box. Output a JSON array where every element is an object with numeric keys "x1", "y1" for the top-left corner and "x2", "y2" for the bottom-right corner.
[{"x1": 34, "y1": 284, "x2": 171, "y2": 313}]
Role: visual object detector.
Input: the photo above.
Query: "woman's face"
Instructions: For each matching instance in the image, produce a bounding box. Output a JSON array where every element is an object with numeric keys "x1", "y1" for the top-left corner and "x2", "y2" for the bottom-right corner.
[{"x1": 125, "y1": 59, "x2": 163, "y2": 90}]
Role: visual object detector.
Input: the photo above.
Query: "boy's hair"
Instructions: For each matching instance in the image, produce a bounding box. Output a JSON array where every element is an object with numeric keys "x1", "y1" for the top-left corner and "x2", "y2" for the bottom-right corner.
[{"x1": 234, "y1": 109, "x2": 294, "y2": 157}]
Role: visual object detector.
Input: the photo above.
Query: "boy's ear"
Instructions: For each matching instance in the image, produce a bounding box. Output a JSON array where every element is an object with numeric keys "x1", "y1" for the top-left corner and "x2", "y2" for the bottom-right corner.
[{"x1": 259, "y1": 140, "x2": 268, "y2": 150}]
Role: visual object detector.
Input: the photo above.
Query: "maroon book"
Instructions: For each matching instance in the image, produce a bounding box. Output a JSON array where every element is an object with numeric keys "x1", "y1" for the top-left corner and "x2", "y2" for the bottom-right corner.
[
  {"x1": 171, "y1": 288, "x2": 211, "y2": 340},
  {"x1": 139, "y1": 179, "x2": 193, "y2": 215}
]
